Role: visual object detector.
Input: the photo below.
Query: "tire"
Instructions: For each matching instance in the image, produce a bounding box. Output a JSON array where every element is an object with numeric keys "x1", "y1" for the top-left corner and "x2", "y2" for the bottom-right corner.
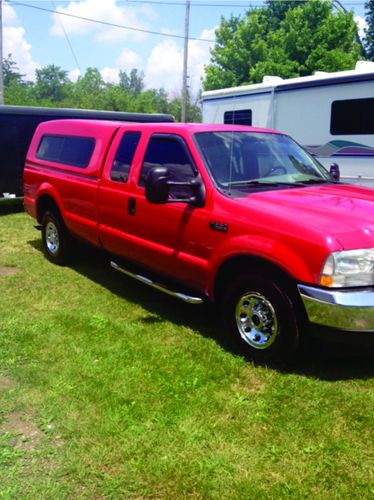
[
  {"x1": 41, "y1": 210, "x2": 72, "y2": 265},
  {"x1": 223, "y1": 272, "x2": 300, "y2": 364}
]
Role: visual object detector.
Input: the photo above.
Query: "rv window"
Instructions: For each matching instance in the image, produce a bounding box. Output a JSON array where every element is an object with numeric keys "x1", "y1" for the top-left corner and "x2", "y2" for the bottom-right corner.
[
  {"x1": 36, "y1": 135, "x2": 95, "y2": 168},
  {"x1": 224, "y1": 110, "x2": 252, "y2": 126},
  {"x1": 331, "y1": 98, "x2": 374, "y2": 135},
  {"x1": 111, "y1": 131, "x2": 141, "y2": 182}
]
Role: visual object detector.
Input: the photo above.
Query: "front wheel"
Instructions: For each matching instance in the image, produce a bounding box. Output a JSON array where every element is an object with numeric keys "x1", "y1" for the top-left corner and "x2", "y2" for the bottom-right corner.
[
  {"x1": 223, "y1": 272, "x2": 300, "y2": 364},
  {"x1": 41, "y1": 210, "x2": 72, "y2": 265}
]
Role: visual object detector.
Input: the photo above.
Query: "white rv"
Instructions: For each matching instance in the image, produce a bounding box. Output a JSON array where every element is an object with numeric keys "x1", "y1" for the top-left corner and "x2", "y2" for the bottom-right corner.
[{"x1": 201, "y1": 61, "x2": 374, "y2": 185}]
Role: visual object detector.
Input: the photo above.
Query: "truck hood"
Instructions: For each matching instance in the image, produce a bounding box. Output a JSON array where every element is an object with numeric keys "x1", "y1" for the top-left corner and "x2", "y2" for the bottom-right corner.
[{"x1": 235, "y1": 183, "x2": 374, "y2": 249}]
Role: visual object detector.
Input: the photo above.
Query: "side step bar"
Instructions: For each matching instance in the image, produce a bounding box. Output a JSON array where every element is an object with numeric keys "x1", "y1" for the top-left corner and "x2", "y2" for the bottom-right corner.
[{"x1": 110, "y1": 261, "x2": 204, "y2": 305}]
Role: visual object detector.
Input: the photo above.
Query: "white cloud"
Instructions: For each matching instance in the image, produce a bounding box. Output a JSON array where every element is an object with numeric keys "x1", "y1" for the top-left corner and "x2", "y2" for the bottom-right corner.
[
  {"x1": 188, "y1": 28, "x2": 216, "y2": 95},
  {"x1": 93, "y1": 48, "x2": 142, "y2": 84},
  {"x1": 144, "y1": 28, "x2": 216, "y2": 96},
  {"x1": 145, "y1": 39, "x2": 182, "y2": 94},
  {"x1": 116, "y1": 48, "x2": 142, "y2": 69},
  {"x1": 68, "y1": 68, "x2": 81, "y2": 82},
  {"x1": 355, "y1": 15, "x2": 368, "y2": 40},
  {"x1": 100, "y1": 67, "x2": 120, "y2": 84},
  {"x1": 3, "y1": 5, "x2": 39, "y2": 80},
  {"x1": 50, "y1": 0, "x2": 156, "y2": 43},
  {"x1": 3, "y1": 4, "x2": 17, "y2": 26}
]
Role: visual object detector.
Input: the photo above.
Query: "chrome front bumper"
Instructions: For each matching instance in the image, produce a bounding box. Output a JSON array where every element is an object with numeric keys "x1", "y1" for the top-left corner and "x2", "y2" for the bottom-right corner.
[{"x1": 298, "y1": 285, "x2": 374, "y2": 332}]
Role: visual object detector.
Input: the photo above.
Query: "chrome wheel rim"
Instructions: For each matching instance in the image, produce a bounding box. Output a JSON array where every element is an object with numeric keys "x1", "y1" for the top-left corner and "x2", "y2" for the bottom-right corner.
[
  {"x1": 235, "y1": 292, "x2": 278, "y2": 350},
  {"x1": 45, "y1": 221, "x2": 59, "y2": 255}
]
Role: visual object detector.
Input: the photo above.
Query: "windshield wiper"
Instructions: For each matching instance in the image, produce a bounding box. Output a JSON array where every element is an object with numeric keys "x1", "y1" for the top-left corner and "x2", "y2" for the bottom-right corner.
[
  {"x1": 297, "y1": 178, "x2": 332, "y2": 185},
  {"x1": 227, "y1": 179, "x2": 332, "y2": 191},
  {"x1": 249, "y1": 179, "x2": 333, "y2": 187},
  {"x1": 236, "y1": 180, "x2": 306, "y2": 188}
]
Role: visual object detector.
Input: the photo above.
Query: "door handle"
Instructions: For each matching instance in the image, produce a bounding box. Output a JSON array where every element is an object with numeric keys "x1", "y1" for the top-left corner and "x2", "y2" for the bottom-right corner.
[{"x1": 128, "y1": 197, "x2": 136, "y2": 216}]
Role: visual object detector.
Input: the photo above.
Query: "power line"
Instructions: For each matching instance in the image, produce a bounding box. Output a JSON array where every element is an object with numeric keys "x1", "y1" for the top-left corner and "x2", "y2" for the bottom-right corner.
[
  {"x1": 6, "y1": 1, "x2": 216, "y2": 42},
  {"x1": 116, "y1": 0, "x2": 368, "y2": 6},
  {"x1": 122, "y1": 0, "x2": 264, "y2": 5},
  {"x1": 19, "y1": 0, "x2": 366, "y2": 5},
  {"x1": 5, "y1": 0, "x2": 367, "y2": 56},
  {"x1": 50, "y1": 0, "x2": 81, "y2": 72}
]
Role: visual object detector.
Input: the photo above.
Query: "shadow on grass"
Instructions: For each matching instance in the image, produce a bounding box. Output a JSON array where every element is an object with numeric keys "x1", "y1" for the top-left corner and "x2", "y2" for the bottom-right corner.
[
  {"x1": 0, "y1": 202, "x2": 24, "y2": 216},
  {"x1": 29, "y1": 238, "x2": 374, "y2": 382}
]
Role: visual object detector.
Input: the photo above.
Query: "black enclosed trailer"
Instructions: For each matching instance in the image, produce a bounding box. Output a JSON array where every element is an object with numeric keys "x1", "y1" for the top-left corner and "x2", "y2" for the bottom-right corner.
[{"x1": 0, "y1": 105, "x2": 174, "y2": 202}]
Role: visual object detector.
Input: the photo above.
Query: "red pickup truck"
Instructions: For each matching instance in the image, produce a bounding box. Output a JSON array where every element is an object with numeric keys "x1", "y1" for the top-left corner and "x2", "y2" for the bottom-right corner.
[{"x1": 24, "y1": 119, "x2": 374, "y2": 363}]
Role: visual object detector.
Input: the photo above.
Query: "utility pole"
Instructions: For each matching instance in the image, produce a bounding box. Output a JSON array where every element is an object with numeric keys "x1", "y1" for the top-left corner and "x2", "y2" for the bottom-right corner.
[
  {"x1": 181, "y1": 0, "x2": 190, "y2": 123},
  {"x1": 0, "y1": 0, "x2": 4, "y2": 105}
]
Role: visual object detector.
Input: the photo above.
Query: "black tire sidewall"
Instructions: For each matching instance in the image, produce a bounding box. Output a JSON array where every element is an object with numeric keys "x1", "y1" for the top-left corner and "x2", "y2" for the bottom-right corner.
[
  {"x1": 41, "y1": 211, "x2": 70, "y2": 265},
  {"x1": 223, "y1": 272, "x2": 300, "y2": 364}
]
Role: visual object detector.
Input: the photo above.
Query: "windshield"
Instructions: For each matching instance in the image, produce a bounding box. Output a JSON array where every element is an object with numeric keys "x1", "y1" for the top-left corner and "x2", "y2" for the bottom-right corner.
[{"x1": 194, "y1": 131, "x2": 331, "y2": 192}]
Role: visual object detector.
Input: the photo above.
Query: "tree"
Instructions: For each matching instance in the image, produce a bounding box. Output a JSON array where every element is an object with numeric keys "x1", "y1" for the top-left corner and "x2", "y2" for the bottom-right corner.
[
  {"x1": 73, "y1": 68, "x2": 107, "y2": 109},
  {"x1": 35, "y1": 65, "x2": 69, "y2": 102},
  {"x1": 3, "y1": 54, "x2": 199, "y2": 121},
  {"x1": 266, "y1": 0, "x2": 302, "y2": 26},
  {"x1": 203, "y1": 0, "x2": 363, "y2": 90},
  {"x1": 76, "y1": 67, "x2": 105, "y2": 95},
  {"x1": 4, "y1": 81, "x2": 38, "y2": 106},
  {"x1": 119, "y1": 68, "x2": 144, "y2": 96},
  {"x1": 3, "y1": 54, "x2": 25, "y2": 86},
  {"x1": 365, "y1": 0, "x2": 374, "y2": 60}
]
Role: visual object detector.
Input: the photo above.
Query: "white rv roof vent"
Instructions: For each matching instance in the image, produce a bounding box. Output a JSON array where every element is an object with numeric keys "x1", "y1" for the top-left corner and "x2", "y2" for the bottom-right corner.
[{"x1": 262, "y1": 76, "x2": 283, "y2": 84}]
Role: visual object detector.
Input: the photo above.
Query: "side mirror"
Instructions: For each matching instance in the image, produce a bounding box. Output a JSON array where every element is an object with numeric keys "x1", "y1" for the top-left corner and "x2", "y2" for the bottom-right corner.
[
  {"x1": 145, "y1": 167, "x2": 170, "y2": 204},
  {"x1": 145, "y1": 166, "x2": 205, "y2": 207},
  {"x1": 329, "y1": 163, "x2": 340, "y2": 182}
]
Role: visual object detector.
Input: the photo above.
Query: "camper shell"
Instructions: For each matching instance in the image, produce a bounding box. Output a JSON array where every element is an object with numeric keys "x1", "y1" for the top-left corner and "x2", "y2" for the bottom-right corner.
[
  {"x1": 202, "y1": 61, "x2": 374, "y2": 186},
  {"x1": 0, "y1": 105, "x2": 174, "y2": 202}
]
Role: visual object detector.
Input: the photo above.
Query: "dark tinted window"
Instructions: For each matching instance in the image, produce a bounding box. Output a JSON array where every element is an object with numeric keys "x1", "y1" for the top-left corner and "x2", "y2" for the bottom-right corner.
[
  {"x1": 36, "y1": 135, "x2": 95, "y2": 168},
  {"x1": 111, "y1": 131, "x2": 141, "y2": 182},
  {"x1": 224, "y1": 109, "x2": 252, "y2": 126},
  {"x1": 331, "y1": 98, "x2": 374, "y2": 135},
  {"x1": 140, "y1": 136, "x2": 195, "y2": 198}
]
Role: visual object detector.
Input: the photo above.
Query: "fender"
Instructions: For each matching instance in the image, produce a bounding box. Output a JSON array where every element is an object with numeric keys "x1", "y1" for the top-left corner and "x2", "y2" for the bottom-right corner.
[
  {"x1": 35, "y1": 182, "x2": 66, "y2": 222},
  {"x1": 206, "y1": 233, "x2": 338, "y2": 299}
]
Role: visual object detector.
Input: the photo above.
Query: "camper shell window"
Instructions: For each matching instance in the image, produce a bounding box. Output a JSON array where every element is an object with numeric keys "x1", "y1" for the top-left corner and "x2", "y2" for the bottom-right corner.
[
  {"x1": 224, "y1": 110, "x2": 252, "y2": 126},
  {"x1": 331, "y1": 98, "x2": 374, "y2": 135},
  {"x1": 36, "y1": 135, "x2": 95, "y2": 168}
]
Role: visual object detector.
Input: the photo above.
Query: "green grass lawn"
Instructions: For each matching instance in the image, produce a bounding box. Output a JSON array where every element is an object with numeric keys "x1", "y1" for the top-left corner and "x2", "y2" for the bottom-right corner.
[{"x1": 0, "y1": 209, "x2": 373, "y2": 498}]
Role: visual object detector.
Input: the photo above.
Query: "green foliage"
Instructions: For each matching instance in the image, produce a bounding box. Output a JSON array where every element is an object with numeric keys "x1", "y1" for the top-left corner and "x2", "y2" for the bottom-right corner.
[
  {"x1": 203, "y1": 0, "x2": 363, "y2": 90},
  {"x1": 365, "y1": 0, "x2": 374, "y2": 60},
  {"x1": 119, "y1": 68, "x2": 145, "y2": 96},
  {"x1": 2, "y1": 59, "x2": 201, "y2": 122},
  {"x1": 35, "y1": 65, "x2": 70, "y2": 102},
  {"x1": 3, "y1": 54, "x2": 25, "y2": 87}
]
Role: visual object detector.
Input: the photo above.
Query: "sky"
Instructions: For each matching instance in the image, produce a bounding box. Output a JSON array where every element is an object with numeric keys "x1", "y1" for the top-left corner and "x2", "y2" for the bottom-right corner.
[{"x1": 2, "y1": 0, "x2": 368, "y2": 97}]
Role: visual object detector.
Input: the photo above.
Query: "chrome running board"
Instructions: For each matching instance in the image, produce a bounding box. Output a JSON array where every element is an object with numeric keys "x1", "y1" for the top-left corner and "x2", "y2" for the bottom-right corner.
[{"x1": 110, "y1": 261, "x2": 204, "y2": 305}]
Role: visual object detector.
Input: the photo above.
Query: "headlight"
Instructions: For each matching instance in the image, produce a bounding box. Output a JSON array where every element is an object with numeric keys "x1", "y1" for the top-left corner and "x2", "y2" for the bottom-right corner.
[{"x1": 320, "y1": 249, "x2": 374, "y2": 287}]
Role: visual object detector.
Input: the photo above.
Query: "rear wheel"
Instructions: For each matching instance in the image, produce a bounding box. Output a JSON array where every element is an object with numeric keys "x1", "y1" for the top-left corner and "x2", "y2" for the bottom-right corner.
[
  {"x1": 223, "y1": 272, "x2": 300, "y2": 364},
  {"x1": 41, "y1": 210, "x2": 72, "y2": 265}
]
